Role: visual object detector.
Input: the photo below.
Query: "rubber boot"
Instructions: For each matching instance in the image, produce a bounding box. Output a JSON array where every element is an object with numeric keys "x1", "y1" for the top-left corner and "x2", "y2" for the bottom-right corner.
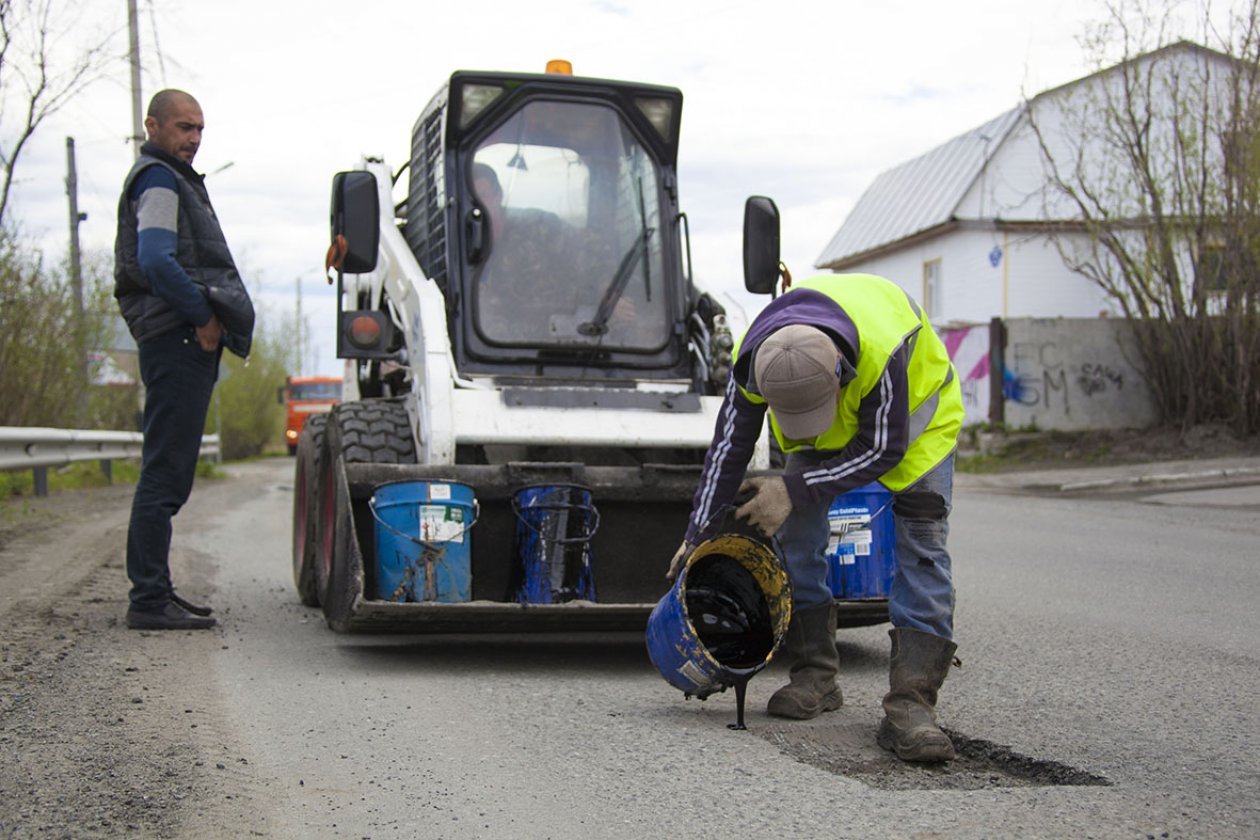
[
  {"x1": 766, "y1": 602, "x2": 842, "y2": 720},
  {"x1": 876, "y1": 627, "x2": 957, "y2": 762}
]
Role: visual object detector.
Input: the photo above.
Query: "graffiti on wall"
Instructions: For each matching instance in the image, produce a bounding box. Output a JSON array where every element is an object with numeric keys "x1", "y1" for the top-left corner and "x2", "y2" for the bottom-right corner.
[
  {"x1": 1077, "y1": 363, "x2": 1124, "y2": 396},
  {"x1": 940, "y1": 325, "x2": 990, "y2": 426},
  {"x1": 1004, "y1": 341, "x2": 1127, "y2": 415}
]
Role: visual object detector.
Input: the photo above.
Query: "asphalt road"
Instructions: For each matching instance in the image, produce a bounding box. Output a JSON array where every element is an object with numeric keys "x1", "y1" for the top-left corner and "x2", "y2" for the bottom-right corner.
[{"x1": 3, "y1": 457, "x2": 1259, "y2": 838}]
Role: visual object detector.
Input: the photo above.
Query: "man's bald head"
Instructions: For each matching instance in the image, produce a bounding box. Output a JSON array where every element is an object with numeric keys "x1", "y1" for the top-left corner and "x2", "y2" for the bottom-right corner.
[
  {"x1": 144, "y1": 89, "x2": 204, "y2": 164},
  {"x1": 147, "y1": 89, "x2": 200, "y2": 122}
]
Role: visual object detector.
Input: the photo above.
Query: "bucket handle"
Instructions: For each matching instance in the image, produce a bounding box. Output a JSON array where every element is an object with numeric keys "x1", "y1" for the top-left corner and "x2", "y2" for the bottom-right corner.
[
  {"x1": 510, "y1": 496, "x2": 600, "y2": 544},
  {"x1": 368, "y1": 495, "x2": 480, "y2": 547}
]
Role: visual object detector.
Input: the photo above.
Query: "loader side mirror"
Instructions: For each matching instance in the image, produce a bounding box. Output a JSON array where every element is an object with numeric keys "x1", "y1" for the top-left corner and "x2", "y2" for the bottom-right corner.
[
  {"x1": 743, "y1": 196, "x2": 781, "y2": 295},
  {"x1": 330, "y1": 171, "x2": 380, "y2": 274}
]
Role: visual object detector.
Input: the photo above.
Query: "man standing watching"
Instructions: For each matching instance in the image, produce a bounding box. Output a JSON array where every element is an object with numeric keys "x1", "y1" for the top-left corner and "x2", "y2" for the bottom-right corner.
[
  {"x1": 669, "y1": 273, "x2": 963, "y2": 762},
  {"x1": 113, "y1": 89, "x2": 254, "y2": 630}
]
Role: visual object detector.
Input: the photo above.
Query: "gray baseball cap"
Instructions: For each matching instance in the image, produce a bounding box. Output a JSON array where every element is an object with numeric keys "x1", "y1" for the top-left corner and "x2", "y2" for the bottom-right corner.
[{"x1": 753, "y1": 324, "x2": 840, "y2": 439}]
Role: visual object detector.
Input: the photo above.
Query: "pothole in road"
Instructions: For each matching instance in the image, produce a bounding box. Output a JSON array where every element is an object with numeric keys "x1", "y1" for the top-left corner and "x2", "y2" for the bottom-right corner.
[{"x1": 763, "y1": 721, "x2": 1112, "y2": 790}]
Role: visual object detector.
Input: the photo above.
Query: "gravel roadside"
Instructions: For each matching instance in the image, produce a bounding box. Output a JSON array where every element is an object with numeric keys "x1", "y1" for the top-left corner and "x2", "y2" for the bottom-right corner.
[{"x1": 0, "y1": 482, "x2": 245, "y2": 838}]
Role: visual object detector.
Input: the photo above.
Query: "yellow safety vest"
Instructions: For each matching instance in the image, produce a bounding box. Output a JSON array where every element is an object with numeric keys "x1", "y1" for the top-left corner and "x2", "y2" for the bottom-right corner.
[{"x1": 736, "y1": 274, "x2": 963, "y2": 491}]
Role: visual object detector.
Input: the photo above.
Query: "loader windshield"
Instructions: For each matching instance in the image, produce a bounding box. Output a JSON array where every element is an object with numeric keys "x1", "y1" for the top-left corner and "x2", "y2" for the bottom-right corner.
[{"x1": 469, "y1": 100, "x2": 670, "y2": 351}]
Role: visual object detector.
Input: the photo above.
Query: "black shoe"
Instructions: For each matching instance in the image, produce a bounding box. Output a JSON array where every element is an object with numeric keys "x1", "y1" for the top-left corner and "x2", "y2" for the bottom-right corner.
[
  {"x1": 127, "y1": 601, "x2": 217, "y2": 630},
  {"x1": 170, "y1": 592, "x2": 214, "y2": 617}
]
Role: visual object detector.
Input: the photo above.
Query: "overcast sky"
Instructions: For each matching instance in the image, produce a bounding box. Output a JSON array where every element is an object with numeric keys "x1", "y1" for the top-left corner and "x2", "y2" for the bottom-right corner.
[{"x1": 9, "y1": 0, "x2": 1110, "y2": 376}]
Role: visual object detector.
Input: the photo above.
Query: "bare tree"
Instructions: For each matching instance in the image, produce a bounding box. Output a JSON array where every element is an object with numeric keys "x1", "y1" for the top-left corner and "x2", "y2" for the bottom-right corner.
[
  {"x1": 0, "y1": 0, "x2": 119, "y2": 231},
  {"x1": 1028, "y1": 0, "x2": 1260, "y2": 435}
]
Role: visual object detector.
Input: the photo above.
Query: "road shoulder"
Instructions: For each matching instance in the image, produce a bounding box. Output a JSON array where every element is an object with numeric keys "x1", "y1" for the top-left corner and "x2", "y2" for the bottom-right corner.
[{"x1": 0, "y1": 480, "x2": 255, "y2": 837}]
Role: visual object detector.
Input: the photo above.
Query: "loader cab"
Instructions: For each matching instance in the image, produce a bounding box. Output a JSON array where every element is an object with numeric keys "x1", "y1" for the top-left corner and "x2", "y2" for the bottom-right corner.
[{"x1": 406, "y1": 70, "x2": 691, "y2": 381}]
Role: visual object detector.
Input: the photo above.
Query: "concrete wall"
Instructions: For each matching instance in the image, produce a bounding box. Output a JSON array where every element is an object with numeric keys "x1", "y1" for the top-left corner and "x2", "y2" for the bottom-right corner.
[
  {"x1": 1001, "y1": 318, "x2": 1157, "y2": 431},
  {"x1": 939, "y1": 317, "x2": 1158, "y2": 431}
]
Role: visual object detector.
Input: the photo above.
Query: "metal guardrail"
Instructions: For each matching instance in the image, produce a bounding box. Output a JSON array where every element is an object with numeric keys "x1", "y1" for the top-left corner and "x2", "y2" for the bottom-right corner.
[{"x1": 0, "y1": 426, "x2": 221, "y2": 497}]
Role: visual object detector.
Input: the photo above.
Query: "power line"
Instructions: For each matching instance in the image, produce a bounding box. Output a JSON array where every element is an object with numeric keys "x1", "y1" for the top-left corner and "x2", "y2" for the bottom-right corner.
[{"x1": 145, "y1": 0, "x2": 167, "y2": 85}]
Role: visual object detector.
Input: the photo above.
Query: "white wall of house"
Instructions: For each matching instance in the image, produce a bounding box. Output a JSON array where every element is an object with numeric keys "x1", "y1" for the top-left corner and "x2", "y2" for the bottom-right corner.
[
  {"x1": 828, "y1": 228, "x2": 1114, "y2": 324},
  {"x1": 958, "y1": 46, "x2": 1230, "y2": 225},
  {"x1": 954, "y1": 107, "x2": 1077, "y2": 223},
  {"x1": 1000, "y1": 233, "x2": 1117, "y2": 319},
  {"x1": 826, "y1": 230, "x2": 999, "y2": 322}
]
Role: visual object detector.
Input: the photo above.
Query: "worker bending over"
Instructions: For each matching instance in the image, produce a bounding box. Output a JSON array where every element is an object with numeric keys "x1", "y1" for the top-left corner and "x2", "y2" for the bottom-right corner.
[{"x1": 670, "y1": 273, "x2": 963, "y2": 762}]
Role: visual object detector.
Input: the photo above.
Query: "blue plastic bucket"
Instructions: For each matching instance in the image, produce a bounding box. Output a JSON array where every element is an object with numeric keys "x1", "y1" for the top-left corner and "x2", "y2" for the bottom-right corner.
[
  {"x1": 369, "y1": 480, "x2": 477, "y2": 603},
  {"x1": 646, "y1": 534, "x2": 792, "y2": 699},
  {"x1": 825, "y1": 482, "x2": 896, "y2": 599},
  {"x1": 510, "y1": 484, "x2": 599, "y2": 604}
]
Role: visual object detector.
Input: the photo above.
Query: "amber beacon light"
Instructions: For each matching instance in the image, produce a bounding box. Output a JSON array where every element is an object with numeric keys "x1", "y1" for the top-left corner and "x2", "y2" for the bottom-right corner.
[{"x1": 545, "y1": 59, "x2": 573, "y2": 75}]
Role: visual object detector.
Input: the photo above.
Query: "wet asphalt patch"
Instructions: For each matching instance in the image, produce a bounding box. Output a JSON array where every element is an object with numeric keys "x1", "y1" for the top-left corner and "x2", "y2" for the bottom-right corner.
[{"x1": 761, "y1": 720, "x2": 1112, "y2": 791}]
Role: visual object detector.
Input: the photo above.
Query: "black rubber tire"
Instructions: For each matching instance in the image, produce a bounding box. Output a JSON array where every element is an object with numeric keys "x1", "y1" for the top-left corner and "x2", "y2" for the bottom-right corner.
[
  {"x1": 331, "y1": 399, "x2": 416, "y2": 464},
  {"x1": 316, "y1": 400, "x2": 417, "y2": 629},
  {"x1": 291, "y1": 414, "x2": 328, "y2": 607}
]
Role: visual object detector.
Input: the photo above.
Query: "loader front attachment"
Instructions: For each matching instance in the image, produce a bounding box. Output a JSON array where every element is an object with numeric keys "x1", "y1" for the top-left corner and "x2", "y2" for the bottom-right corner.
[{"x1": 324, "y1": 460, "x2": 701, "y2": 633}]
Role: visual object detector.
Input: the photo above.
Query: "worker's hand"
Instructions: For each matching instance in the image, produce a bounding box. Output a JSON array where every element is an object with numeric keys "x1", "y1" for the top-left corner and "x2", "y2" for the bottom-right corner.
[
  {"x1": 665, "y1": 540, "x2": 695, "y2": 582},
  {"x1": 195, "y1": 315, "x2": 223, "y2": 352},
  {"x1": 735, "y1": 476, "x2": 792, "y2": 537}
]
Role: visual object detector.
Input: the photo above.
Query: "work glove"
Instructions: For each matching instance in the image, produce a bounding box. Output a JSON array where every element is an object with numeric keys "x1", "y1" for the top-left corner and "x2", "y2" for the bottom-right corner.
[
  {"x1": 665, "y1": 540, "x2": 696, "y2": 582},
  {"x1": 735, "y1": 476, "x2": 792, "y2": 537}
]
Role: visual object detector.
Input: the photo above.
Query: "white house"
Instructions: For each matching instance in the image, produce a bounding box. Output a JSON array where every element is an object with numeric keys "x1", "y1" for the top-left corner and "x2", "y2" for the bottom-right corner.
[
  {"x1": 811, "y1": 42, "x2": 1241, "y2": 432},
  {"x1": 814, "y1": 41, "x2": 1237, "y2": 327}
]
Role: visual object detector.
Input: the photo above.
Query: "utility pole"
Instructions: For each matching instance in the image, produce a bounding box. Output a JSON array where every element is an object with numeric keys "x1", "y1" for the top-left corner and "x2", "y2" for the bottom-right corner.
[
  {"x1": 127, "y1": 0, "x2": 146, "y2": 427},
  {"x1": 295, "y1": 275, "x2": 303, "y2": 375},
  {"x1": 65, "y1": 138, "x2": 85, "y2": 322},
  {"x1": 128, "y1": 0, "x2": 144, "y2": 159},
  {"x1": 66, "y1": 137, "x2": 88, "y2": 422}
]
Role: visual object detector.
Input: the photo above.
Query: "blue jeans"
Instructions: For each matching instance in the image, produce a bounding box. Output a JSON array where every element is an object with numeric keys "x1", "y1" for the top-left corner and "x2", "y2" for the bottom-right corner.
[
  {"x1": 774, "y1": 452, "x2": 956, "y2": 640},
  {"x1": 126, "y1": 327, "x2": 218, "y2": 610}
]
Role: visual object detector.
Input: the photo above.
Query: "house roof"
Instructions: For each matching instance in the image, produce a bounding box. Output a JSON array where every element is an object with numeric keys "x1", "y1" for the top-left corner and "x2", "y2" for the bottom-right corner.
[
  {"x1": 814, "y1": 107, "x2": 1023, "y2": 269},
  {"x1": 813, "y1": 40, "x2": 1229, "y2": 271}
]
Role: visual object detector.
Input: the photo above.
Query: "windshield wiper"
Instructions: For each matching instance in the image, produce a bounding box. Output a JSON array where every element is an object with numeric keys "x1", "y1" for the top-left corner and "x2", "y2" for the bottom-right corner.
[{"x1": 579, "y1": 178, "x2": 654, "y2": 337}]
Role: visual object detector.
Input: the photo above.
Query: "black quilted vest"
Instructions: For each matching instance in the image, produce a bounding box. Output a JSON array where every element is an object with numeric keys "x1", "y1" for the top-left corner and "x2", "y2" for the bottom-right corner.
[{"x1": 113, "y1": 142, "x2": 254, "y2": 357}]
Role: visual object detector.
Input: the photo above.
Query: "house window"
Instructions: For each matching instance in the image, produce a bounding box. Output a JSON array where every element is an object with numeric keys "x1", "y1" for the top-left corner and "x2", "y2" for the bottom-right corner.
[{"x1": 923, "y1": 259, "x2": 942, "y2": 320}]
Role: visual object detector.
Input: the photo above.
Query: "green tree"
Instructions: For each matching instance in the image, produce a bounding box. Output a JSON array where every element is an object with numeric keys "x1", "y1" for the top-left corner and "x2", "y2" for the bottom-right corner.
[
  {"x1": 208, "y1": 309, "x2": 294, "y2": 460},
  {"x1": 0, "y1": 239, "x2": 121, "y2": 426}
]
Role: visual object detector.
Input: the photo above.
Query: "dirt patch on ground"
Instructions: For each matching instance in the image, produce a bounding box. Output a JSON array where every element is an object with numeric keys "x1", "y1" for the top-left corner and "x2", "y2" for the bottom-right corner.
[{"x1": 959, "y1": 424, "x2": 1260, "y2": 473}]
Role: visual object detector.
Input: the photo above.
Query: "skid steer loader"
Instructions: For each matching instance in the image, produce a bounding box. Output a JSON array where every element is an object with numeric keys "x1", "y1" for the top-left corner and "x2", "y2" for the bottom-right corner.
[{"x1": 291, "y1": 63, "x2": 891, "y2": 632}]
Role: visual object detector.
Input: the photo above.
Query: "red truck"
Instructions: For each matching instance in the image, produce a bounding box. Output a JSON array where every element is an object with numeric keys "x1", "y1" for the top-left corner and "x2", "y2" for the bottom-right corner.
[{"x1": 281, "y1": 375, "x2": 342, "y2": 455}]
